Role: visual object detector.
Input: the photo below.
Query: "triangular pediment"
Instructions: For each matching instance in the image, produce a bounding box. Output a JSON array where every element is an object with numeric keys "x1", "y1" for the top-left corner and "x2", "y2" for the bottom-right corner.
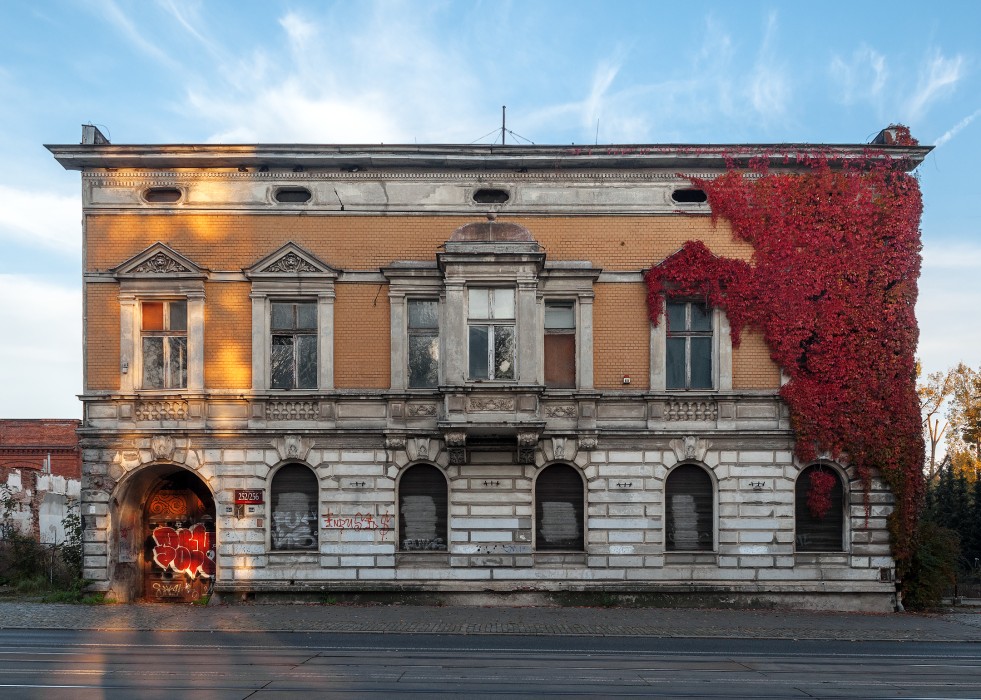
[
  {"x1": 246, "y1": 243, "x2": 337, "y2": 278},
  {"x1": 113, "y1": 243, "x2": 206, "y2": 279}
]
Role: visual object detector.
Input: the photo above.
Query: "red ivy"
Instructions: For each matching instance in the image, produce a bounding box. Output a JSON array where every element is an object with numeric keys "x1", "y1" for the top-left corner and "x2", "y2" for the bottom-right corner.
[
  {"x1": 646, "y1": 143, "x2": 926, "y2": 574},
  {"x1": 807, "y1": 469, "x2": 837, "y2": 520}
]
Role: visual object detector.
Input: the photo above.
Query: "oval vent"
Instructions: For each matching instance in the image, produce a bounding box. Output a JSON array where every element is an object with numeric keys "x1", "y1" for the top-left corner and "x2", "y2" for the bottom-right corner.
[
  {"x1": 472, "y1": 188, "x2": 510, "y2": 204},
  {"x1": 143, "y1": 188, "x2": 182, "y2": 204},
  {"x1": 275, "y1": 187, "x2": 312, "y2": 203},
  {"x1": 671, "y1": 188, "x2": 708, "y2": 204}
]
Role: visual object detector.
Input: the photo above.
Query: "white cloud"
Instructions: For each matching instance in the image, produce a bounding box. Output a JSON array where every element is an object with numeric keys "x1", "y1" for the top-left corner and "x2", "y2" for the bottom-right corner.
[
  {"x1": 747, "y1": 12, "x2": 791, "y2": 119},
  {"x1": 905, "y1": 51, "x2": 965, "y2": 122},
  {"x1": 934, "y1": 108, "x2": 981, "y2": 148},
  {"x1": 97, "y1": 0, "x2": 180, "y2": 69},
  {"x1": 917, "y1": 243, "x2": 981, "y2": 375},
  {"x1": 830, "y1": 46, "x2": 888, "y2": 106},
  {"x1": 0, "y1": 275, "x2": 81, "y2": 418},
  {"x1": 0, "y1": 186, "x2": 81, "y2": 255}
]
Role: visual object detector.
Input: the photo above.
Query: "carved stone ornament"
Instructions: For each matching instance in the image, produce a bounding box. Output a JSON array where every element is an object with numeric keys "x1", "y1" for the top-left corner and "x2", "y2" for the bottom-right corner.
[
  {"x1": 406, "y1": 403, "x2": 437, "y2": 417},
  {"x1": 444, "y1": 431, "x2": 467, "y2": 448},
  {"x1": 551, "y1": 437, "x2": 567, "y2": 460},
  {"x1": 266, "y1": 400, "x2": 320, "y2": 421},
  {"x1": 273, "y1": 434, "x2": 311, "y2": 462},
  {"x1": 412, "y1": 437, "x2": 431, "y2": 459},
  {"x1": 670, "y1": 435, "x2": 710, "y2": 463},
  {"x1": 264, "y1": 252, "x2": 318, "y2": 274},
  {"x1": 385, "y1": 435, "x2": 407, "y2": 450},
  {"x1": 545, "y1": 404, "x2": 577, "y2": 418},
  {"x1": 665, "y1": 399, "x2": 719, "y2": 422},
  {"x1": 467, "y1": 397, "x2": 515, "y2": 412},
  {"x1": 150, "y1": 435, "x2": 176, "y2": 461},
  {"x1": 133, "y1": 252, "x2": 191, "y2": 274},
  {"x1": 578, "y1": 435, "x2": 598, "y2": 450},
  {"x1": 517, "y1": 431, "x2": 539, "y2": 448},
  {"x1": 443, "y1": 431, "x2": 467, "y2": 466}
]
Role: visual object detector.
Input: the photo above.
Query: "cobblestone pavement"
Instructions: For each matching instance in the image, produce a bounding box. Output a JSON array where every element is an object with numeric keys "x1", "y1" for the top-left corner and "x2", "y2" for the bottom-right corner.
[{"x1": 0, "y1": 601, "x2": 980, "y2": 641}]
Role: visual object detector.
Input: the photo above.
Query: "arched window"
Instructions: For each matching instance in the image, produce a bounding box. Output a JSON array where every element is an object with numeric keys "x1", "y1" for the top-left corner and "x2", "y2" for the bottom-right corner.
[
  {"x1": 398, "y1": 464, "x2": 448, "y2": 551},
  {"x1": 665, "y1": 463, "x2": 714, "y2": 551},
  {"x1": 795, "y1": 464, "x2": 845, "y2": 552},
  {"x1": 270, "y1": 464, "x2": 319, "y2": 551},
  {"x1": 535, "y1": 464, "x2": 584, "y2": 551}
]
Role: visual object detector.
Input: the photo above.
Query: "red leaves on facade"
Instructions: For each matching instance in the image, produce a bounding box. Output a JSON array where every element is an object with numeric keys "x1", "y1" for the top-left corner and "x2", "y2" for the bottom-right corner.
[
  {"x1": 646, "y1": 147, "x2": 926, "y2": 570},
  {"x1": 807, "y1": 468, "x2": 838, "y2": 520}
]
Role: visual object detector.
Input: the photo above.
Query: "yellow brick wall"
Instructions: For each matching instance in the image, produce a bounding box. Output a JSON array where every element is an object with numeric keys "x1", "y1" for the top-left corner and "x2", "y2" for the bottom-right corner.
[
  {"x1": 333, "y1": 283, "x2": 391, "y2": 388},
  {"x1": 85, "y1": 284, "x2": 120, "y2": 391},
  {"x1": 732, "y1": 329, "x2": 782, "y2": 390},
  {"x1": 84, "y1": 212, "x2": 781, "y2": 391},
  {"x1": 84, "y1": 214, "x2": 753, "y2": 272},
  {"x1": 593, "y1": 283, "x2": 650, "y2": 390},
  {"x1": 204, "y1": 281, "x2": 251, "y2": 389}
]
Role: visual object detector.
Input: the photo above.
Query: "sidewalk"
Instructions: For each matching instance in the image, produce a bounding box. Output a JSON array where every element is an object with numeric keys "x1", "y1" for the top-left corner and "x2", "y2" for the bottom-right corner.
[{"x1": 1, "y1": 601, "x2": 980, "y2": 641}]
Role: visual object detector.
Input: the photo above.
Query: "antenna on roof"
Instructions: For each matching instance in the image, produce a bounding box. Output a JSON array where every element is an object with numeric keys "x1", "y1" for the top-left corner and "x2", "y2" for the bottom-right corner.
[{"x1": 469, "y1": 106, "x2": 535, "y2": 145}]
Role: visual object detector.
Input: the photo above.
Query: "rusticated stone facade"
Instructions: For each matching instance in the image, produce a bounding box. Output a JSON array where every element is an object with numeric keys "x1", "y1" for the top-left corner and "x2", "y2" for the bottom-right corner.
[{"x1": 49, "y1": 127, "x2": 929, "y2": 609}]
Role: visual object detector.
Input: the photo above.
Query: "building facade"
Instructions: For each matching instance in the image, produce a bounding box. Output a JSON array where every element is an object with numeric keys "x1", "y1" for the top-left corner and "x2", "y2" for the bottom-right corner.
[
  {"x1": 49, "y1": 127, "x2": 929, "y2": 609},
  {"x1": 0, "y1": 419, "x2": 81, "y2": 544}
]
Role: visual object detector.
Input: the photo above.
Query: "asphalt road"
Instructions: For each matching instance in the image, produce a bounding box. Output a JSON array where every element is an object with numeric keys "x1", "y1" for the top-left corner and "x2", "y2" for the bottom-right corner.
[{"x1": 0, "y1": 628, "x2": 979, "y2": 699}]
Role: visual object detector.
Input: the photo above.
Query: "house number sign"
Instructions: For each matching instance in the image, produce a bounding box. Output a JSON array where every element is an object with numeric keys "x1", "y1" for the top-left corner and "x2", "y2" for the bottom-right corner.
[{"x1": 234, "y1": 489, "x2": 264, "y2": 505}]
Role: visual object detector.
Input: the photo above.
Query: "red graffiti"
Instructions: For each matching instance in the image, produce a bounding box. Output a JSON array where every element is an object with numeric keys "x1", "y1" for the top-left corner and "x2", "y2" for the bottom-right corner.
[{"x1": 152, "y1": 524, "x2": 215, "y2": 578}]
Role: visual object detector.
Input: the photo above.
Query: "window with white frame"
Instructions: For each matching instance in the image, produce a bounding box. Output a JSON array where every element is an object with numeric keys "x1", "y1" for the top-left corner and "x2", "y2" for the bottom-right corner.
[
  {"x1": 270, "y1": 301, "x2": 318, "y2": 390},
  {"x1": 666, "y1": 300, "x2": 713, "y2": 390},
  {"x1": 544, "y1": 301, "x2": 576, "y2": 389},
  {"x1": 407, "y1": 300, "x2": 439, "y2": 388},
  {"x1": 141, "y1": 300, "x2": 187, "y2": 389},
  {"x1": 468, "y1": 288, "x2": 515, "y2": 380}
]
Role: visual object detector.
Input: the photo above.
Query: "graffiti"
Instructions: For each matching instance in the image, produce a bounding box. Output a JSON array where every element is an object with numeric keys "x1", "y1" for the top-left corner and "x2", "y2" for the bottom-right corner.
[
  {"x1": 322, "y1": 512, "x2": 393, "y2": 531},
  {"x1": 272, "y1": 491, "x2": 317, "y2": 550},
  {"x1": 401, "y1": 537, "x2": 446, "y2": 551},
  {"x1": 151, "y1": 581, "x2": 207, "y2": 600},
  {"x1": 151, "y1": 523, "x2": 215, "y2": 578}
]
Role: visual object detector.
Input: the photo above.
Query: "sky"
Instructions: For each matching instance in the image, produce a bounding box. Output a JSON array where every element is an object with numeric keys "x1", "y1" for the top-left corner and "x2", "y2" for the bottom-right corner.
[{"x1": 0, "y1": 0, "x2": 979, "y2": 418}]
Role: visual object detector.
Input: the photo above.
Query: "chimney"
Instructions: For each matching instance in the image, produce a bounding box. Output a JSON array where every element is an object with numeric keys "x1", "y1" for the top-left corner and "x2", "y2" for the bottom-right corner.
[{"x1": 81, "y1": 124, "x2": 110, "y2": 145}]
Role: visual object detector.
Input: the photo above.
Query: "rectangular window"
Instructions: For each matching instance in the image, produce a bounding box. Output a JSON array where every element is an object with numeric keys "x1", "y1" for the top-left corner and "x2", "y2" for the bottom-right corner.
[
  {"x1": 141, "y1": 300, "x2": 187, "y2": 389},
  {"x1": 666, "y1": 300, "x2": 713, "y2": 390},
  {"x1": 468, "y1": 288, "x2": 515, "y2": 380},
  {"x1": 544, "y1": 301, "x2": 575, "y2": 389},
  {"x1": 407, "y1": 300, "x2": 439, "y2": 388},
  {"x1": 270, "y1": 301, "x2": 317, "y2": 390}
]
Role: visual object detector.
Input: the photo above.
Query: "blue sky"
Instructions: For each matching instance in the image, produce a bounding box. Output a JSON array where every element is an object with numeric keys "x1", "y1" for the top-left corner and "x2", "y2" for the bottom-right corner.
[{"x1": 1, "y1": 0, "x2": 979, "y2": 417}]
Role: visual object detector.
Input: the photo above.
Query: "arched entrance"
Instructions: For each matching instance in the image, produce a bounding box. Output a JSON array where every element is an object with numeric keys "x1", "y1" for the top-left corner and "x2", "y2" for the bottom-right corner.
[{"x1": 142, "y1": 469, "x2": 216, "y2": 602}]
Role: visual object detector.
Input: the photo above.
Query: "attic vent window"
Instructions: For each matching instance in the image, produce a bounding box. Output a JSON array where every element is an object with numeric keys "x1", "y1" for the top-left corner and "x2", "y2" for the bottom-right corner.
[
  {"x1": 473, "y1": 188, "x2": 510, "y2": 204},
  {"x1": 275, "y1": 187, "x2": 312, "y2": 203},
  {"x1": 144, "y1": 188, "x2": 182, "y2": 204},
  {"x1": 671, "y1": 188, "x2": 708, "y2": 204}
]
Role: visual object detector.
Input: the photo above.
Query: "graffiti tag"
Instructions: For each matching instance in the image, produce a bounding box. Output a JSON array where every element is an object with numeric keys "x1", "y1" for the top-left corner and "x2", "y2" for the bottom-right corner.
[
  {"x1": 322, "y1": 512, "x2": 393, "y2": 531},
  {"x1": 151, "y1": 523, "x2": 215, "y2": 578}
]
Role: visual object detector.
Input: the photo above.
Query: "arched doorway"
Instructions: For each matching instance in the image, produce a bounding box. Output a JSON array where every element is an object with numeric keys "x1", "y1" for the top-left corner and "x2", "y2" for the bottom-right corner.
[{"x1": 122, "y1": 466, "x2": 215, "y2": 602}]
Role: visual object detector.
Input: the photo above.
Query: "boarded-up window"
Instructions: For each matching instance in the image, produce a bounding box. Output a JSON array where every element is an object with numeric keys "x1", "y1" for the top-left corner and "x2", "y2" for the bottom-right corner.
[
  {"x1": 666, "y1": 300, "x2": 713, "y2": 390},
  {"x1": 399, "y1": 464, "x2": 448, "y2": 551},
  {"x1": 408, "y1": 300, "x2": 439, "y2": 388},
  {"x1": 665, "y1": 464, "x2": 713, "y2": 551},
  {"x1": 270, "y1": 464, "x2": 318, "y2": 551},
  {"x1": 795, "y1": 465, "x2": 845, "y2": 552},
  {"x1": 535, "y1": 464, "x2": 584, "y2": 551},
  {"x1": 141, "y1": 300, "x2": 187, "y2": 389},
  {"x1": 271, "y1": 301, "x2": 317, "y2": 389},
  {"x1": 544, "y1": 301, "x2": 575, "y2": 388}
]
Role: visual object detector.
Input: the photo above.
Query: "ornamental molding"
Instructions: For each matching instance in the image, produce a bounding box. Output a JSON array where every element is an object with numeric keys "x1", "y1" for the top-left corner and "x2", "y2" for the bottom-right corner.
[
  {"x1": 670, "y1": 435, "x2": 711, "y2": 463},
  {"x1": 150, "y1": 435, "x2": 176, "y2": 461},
  {"x1": 114, "y1": 243, "x2": 205, "y2": 279},
  {"x1": 246, "y1": 242, "x2": 337, "y2": 279},
  {"x1": 265, "y1": 400, "x2": 320, "y2": 421},
  {"x1": 467, "y1": 397, "x2": 515, "y2": 412},
  {"x1": 272, "y1": 434, "x2": 312, "y2": 462},
  {"x1": 135, "y1": 399, "x2": 188, "y2": 421},
  {"x1": 406, "y1": 403, "x2": 437, "y2": 417},
  {"x1": 664, "y1": 399, "x2": 718, "y2": 422},
  {"x1": 544, "y1": 404, "x2": 577, "y2": 418}
]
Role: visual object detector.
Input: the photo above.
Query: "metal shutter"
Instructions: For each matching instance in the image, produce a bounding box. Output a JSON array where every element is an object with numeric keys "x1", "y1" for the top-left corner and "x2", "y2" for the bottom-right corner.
[
  {"x1": 399, "y1": 464, "x2": 448, "y2": 551},
  {"x1": 795, "y1": 466, "x2": 845, "y2": 552},
  {"x1": 665, "y1": 464, "x2": 714, "y2": 551},
  {"x1": 270, "y1": 464, "x2": 319, "y2": 551},
  {"x1": 535, "y1": 464, "x2": 584, "y2": 551}
]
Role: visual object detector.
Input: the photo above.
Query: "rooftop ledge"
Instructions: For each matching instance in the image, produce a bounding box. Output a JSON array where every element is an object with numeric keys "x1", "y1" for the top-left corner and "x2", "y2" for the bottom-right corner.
[{"x1": 45, "y1": 142, "x2": 932, "y2": 173}]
